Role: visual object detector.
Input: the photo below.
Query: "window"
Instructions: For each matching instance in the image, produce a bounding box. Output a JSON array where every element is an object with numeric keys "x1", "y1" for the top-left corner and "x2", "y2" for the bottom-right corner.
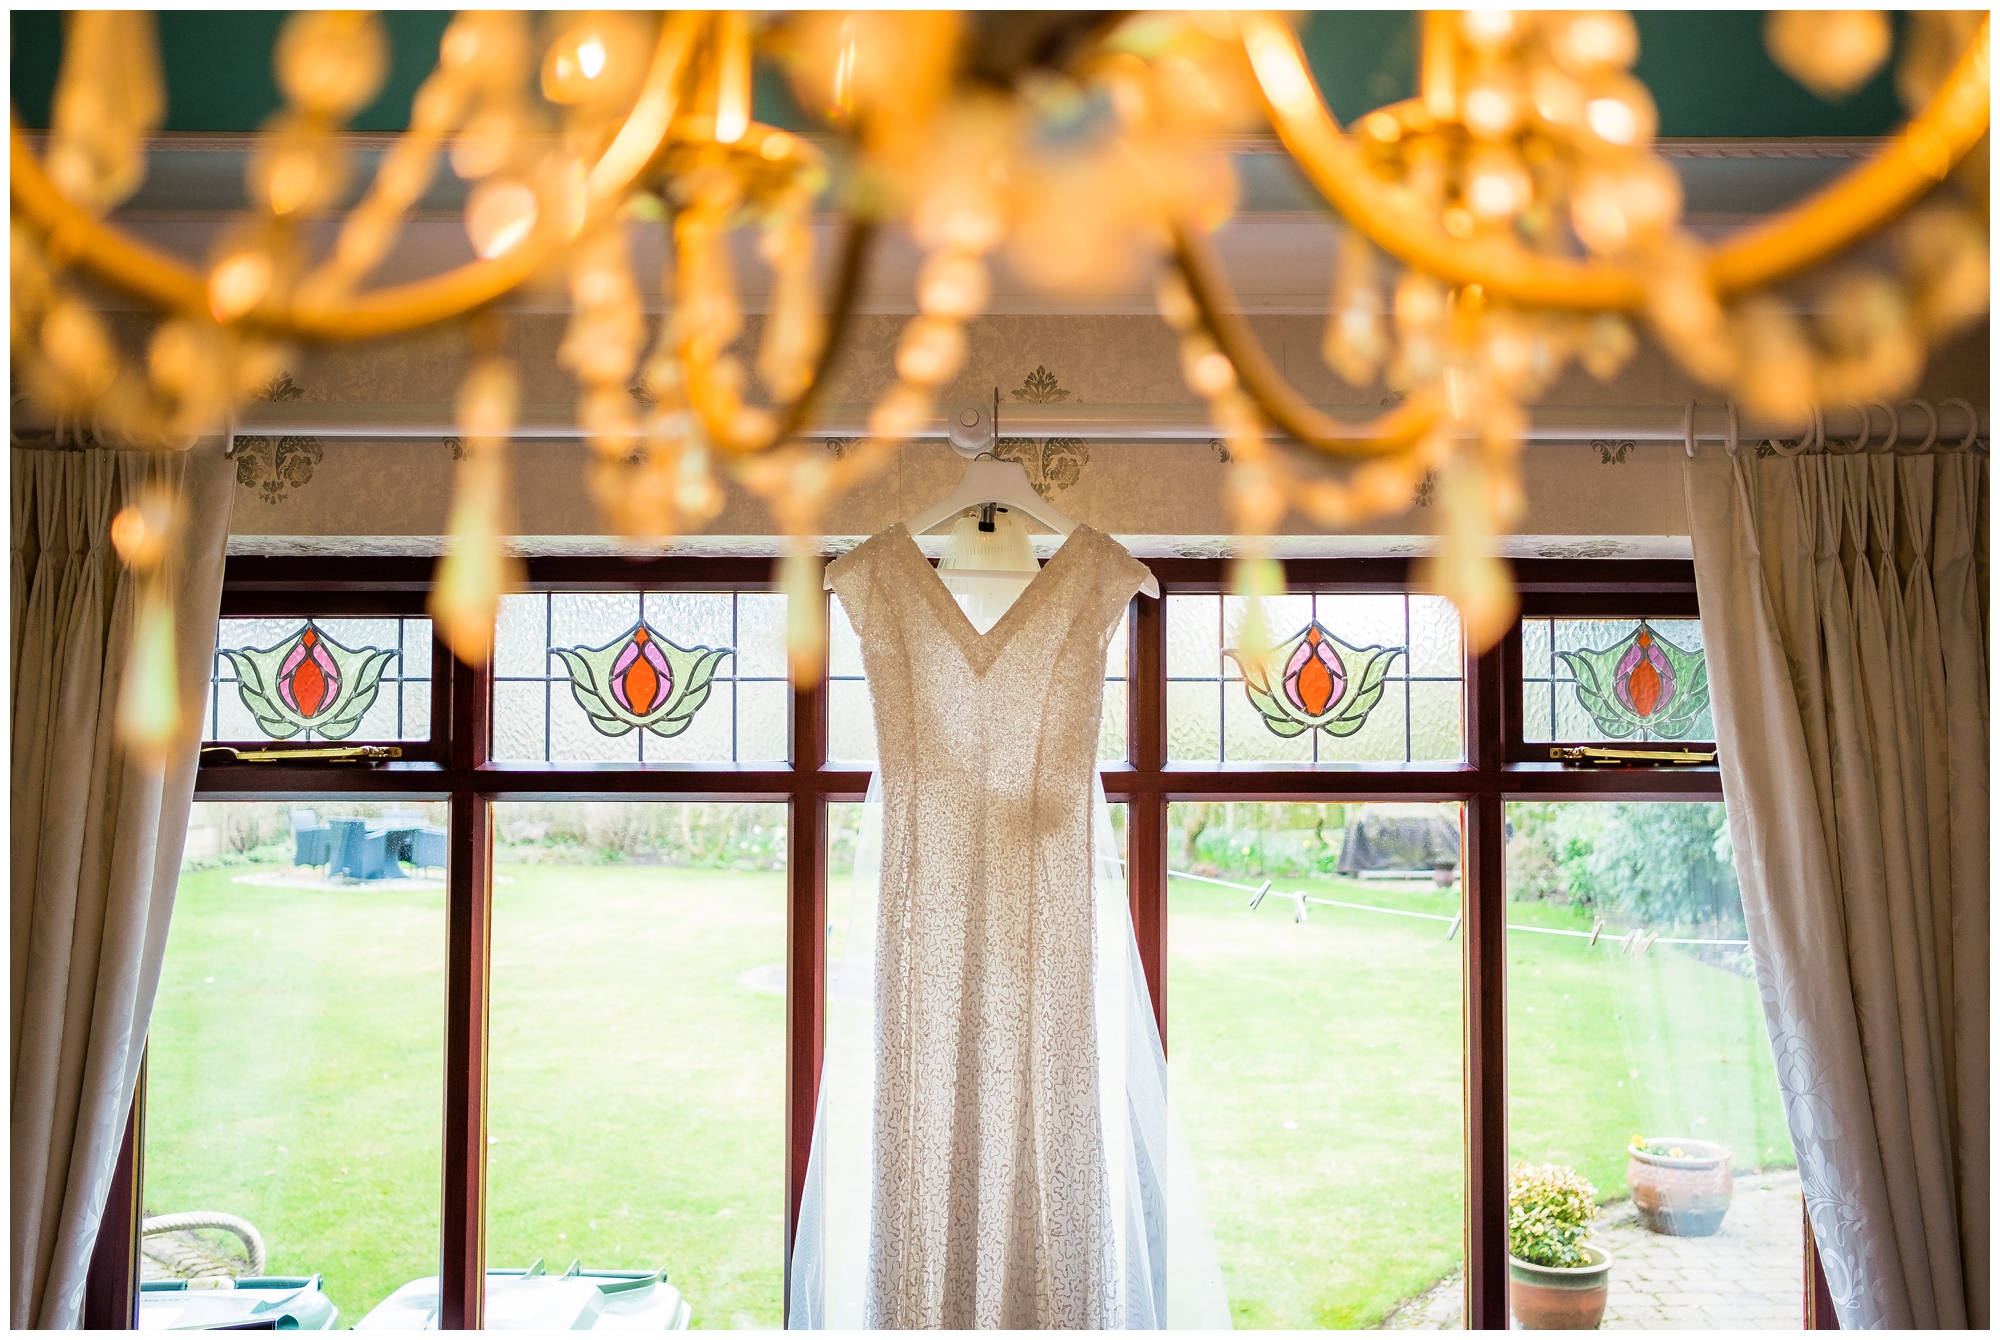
[
  {"x1": 485, "y1": 802, "x2": 788, "y2": 1326},
  {"x1": 105, "y1": 554, "x2": 1814, "y2": 1331},
  {"x1": 148, "y1": 802, "x2": 446, "y2": 1325},
  {"x1": 1168, "y1": 801, "x2": 1465, "y2": 1328},
  {"x1": 1505, "y1": 802, "x2": 1799, "y2": 1330},
  {"x1": 207, "y1": 617, "x2": 435, "y2": 744},
  {"x1": 1167, "y1": 593, "x2": 1463, "y2": 764},
  {"x1": 492, "y1": 593, "x2": 789, "y2": 764},
  {"x1": 1520, "y1": 619, "x2": 1714, "y2": 744}
]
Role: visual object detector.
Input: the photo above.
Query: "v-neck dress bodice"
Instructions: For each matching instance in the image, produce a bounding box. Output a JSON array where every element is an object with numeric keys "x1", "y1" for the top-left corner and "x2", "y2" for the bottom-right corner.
[{"x1": 824, "y1": 523, "x2": 1153, "y2": 1329}]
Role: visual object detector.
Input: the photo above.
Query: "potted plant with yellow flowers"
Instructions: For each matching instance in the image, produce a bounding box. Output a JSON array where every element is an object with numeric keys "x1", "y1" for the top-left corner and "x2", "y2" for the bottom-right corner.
[{"x1": 1508, "y1": 1163, "x2": 1614, "y2": 1329}]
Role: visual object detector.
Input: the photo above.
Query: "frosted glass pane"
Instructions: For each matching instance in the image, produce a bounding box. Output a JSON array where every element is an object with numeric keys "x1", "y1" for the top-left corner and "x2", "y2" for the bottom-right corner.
[
  {"x1": 493, "y1": 596, "x2": 544, "y2": 677},
  {"x1": 1312, "y1": 686, "x2": 1408, "y2": 763},
  {"x1": 1407, "y1": 596, "x2": 1462, "y2": 677},
  {"x1": 1222, "y1": 686, "x2": 1314, "y2": 762},
  {"x1": 1524, "y1": 678, "x2": 1552, "y2": 743},
  {"x1": 353, "y1": 685, "x2": 398, "y2": 740},
  {"x1": 401, "y1": 683, "x2": 431, "y2": 740},
  {"x1": 552, "y1": 689, "x2": 639, "y2": 763},
  {"x1": 492, "y1": 681, "x2": 546, "y2": 762},
  {"x1": 1221, "y1": 595, "x2": 1313, "y2": 658},
  {"x1": 1166, "y1": 596, "x2": 1220, "y2": 678},
  {"x1": 736, "y1": 681, "x2": 790, "y2": 763},
  {"x1": 1408, "y1": 680, "x2": 1464, "y2": 762},
  {"x1": 1521, "y1": 617, "x2": 1552, "y2": 679},
  {"x1": 829, "y1": 598, "x2": 864, "y2": 678},
  {"x1": 644, "y1": 592, "x2": 731, "y2": 651},
  {"x1": 640, "y1": 680, "x2": 734, "y2": 762},
  {"x1": 551, "y1": 593, "x2": 641, "y2": 651},
  {"x1": 1167, "y1": 681, "x2": 1220, "y2": 763},
  {"x1": 827, "y1": 680, "x2": 877, "y2": 764},
  {"x1": 214, "y1": 685, "x2": 261, "y2": 740},
  {"x1": 402, "y1": 623, "x2": 433, "y2": 678},
  {"x1": 736, "y1": 594, "x2": 788, "y2": 678},
  {"x1": 1309, "y1": 594, "x2": 1404, "y2": 650},
  {"x1": 1105, "y1": 610, "x2": 1128, "y2": 681},
  {"x1": 1098, "y1": 681, "x2": 1127, "y2": 763}
]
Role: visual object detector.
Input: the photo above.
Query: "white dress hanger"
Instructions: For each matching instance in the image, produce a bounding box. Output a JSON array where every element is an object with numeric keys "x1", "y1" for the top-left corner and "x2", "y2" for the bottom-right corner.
[{"x1": 827, "y1": 457, "x2": 1160, "y2": 598}]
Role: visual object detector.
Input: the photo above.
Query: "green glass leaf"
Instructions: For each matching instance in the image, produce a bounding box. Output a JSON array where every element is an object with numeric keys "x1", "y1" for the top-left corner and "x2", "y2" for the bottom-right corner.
[
  {"x1": 1225, "y1": 621, "x2": 1405, "y2": 741},
  {"x1": 556, "y1": 622, "x2": 732, "y2": 739},
  {"x1": 1556, "y1": 621, "x2": 1709, "y2": 741},
  {"x1": 220, "y1": 621, "x2": 396, "y2": 741}
]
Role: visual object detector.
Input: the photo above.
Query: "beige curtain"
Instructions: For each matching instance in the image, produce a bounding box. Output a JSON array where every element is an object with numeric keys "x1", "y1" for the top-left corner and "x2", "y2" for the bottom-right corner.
[
  {"x1": 10, "y1": 443, "x2": 234, "y2": 1328},
  {"x1": 1685, "y1": 448, "x2": 1987, "y2": 1329}
]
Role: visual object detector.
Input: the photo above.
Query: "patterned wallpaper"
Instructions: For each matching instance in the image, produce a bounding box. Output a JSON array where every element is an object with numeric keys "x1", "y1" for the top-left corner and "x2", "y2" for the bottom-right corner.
[{"x1": 215, "y1": 314, "x2": 1989, "y2": 557}]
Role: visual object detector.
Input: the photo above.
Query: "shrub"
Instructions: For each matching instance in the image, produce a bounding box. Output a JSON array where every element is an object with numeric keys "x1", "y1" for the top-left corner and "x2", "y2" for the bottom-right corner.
[{"x1": 1508, "y1": 1163, "x2": 1599, "y2": 1268}]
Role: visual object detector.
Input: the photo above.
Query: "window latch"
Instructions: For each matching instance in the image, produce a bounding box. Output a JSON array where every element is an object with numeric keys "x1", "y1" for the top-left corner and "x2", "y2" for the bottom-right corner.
[
  {"x1": 200, "y1": 745, "x2": 404, "y2": 764},
  {"x1": 1550, "y1": 746, "x2": 1716, "y2": 765}
]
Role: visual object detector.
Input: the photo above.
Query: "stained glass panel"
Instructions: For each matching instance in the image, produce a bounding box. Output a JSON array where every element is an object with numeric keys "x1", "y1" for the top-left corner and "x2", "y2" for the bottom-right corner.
[
  {"x1": 1521, "y1": 618, "x2": 1714, "y2": 744},
  {"x1": 1166, "y1": 594, "x2": 1464, "y2": 765},
  {"x1": 207, "y1": 618, "x2": 432, "y2": 742},
  {"x1": 491, "y1": 593, "x2": 787, "y2": 764}
]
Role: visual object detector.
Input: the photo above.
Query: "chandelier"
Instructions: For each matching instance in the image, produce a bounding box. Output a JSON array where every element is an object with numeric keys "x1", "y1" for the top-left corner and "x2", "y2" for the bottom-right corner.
[{"x1": 11, "y1": 10, "x2": 1991, "y2": 724}]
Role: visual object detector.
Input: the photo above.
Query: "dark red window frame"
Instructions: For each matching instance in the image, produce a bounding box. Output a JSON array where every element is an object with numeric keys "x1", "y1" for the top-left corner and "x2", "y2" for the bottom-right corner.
[{"x1": 86, "y1": 555, "x2": 1836, "y2": 1330}]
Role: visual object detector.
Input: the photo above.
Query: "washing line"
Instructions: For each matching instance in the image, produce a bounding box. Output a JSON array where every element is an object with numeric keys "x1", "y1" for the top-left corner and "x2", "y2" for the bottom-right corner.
[{"x1": 1161, "y1": 866, "x2": 1751, "y2": 950}]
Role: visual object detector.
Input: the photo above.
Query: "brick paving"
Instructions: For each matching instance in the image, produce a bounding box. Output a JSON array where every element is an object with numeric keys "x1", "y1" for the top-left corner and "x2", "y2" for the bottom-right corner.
[{"x1": 1380, "y1": 1170, "x2": 1804, "y2": 1330}]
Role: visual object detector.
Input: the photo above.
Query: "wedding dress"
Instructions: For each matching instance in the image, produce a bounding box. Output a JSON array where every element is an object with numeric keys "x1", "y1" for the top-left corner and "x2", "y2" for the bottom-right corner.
[{"x1": 790, "y1": 521, "x2": 1171, "y2": 1329}]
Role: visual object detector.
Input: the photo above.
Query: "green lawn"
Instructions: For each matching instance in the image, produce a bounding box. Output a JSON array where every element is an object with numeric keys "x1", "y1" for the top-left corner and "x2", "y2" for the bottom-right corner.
[
  {"x1": 147, "y1": 861, "x2": 1788, "y2": 1330},
  {"x1": 1168, "y1": 872, "x2": 1792, "y2": 1329}
]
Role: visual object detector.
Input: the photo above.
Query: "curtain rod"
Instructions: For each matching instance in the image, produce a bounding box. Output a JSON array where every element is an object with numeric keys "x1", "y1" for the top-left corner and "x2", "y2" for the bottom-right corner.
[{"x1": 12, "y1": 400, "x2": 1986, "y2": 452}]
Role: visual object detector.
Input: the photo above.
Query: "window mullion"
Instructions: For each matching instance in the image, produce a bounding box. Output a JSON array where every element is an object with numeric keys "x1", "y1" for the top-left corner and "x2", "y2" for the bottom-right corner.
[
  {"x1": 1128, "y1": 587, "x2": 1168, "y2": 1040},
  {"x1": 440, "y1": 651, "x2": 491, "y2": 1329}
]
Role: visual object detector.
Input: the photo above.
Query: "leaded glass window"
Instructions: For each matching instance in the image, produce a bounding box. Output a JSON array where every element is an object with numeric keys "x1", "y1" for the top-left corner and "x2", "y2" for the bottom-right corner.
[
  {"x1": 491, "y1": 592, "x2": 787, "y2": 764},
  {"x1": 207, "y1": 617, "x2": 431, "y2": 742},
  {"x1": 1167, "y1": 594, "x2": 1464, "y2": 764},
  {"x1": 1521, "y1": 618, "x2": 1714, "y2": 743}
]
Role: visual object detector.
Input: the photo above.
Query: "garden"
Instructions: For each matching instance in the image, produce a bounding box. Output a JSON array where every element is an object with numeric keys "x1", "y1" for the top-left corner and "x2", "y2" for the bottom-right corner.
[{"x1": 145, "y1": 800, "x2": 1792, "y2": 1328}]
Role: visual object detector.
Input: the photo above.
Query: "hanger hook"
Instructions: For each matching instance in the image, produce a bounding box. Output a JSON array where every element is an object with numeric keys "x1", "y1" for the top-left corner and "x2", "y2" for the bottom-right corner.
[
  {"x1": 1724, "y1": 401, "x2": 1740, "y2": 458},
  {"x1": 1682, "y1": 400, "x2": 1698, "y2": 459}
]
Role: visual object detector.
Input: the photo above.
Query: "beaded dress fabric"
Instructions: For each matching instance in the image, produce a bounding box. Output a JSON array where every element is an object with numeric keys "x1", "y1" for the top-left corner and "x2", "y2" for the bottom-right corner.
[{"x1": 822, "y1": 522, "x2": 1155, "y2": 1328}]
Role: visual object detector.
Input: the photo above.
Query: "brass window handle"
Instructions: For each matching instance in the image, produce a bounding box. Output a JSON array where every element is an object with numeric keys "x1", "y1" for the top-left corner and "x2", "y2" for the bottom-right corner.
[
  {"x1": 1550, "y1": 746, "x2": 1717, "y2": 766},
  {"x1": 199, "y1": 745, "x2": 403, "y2": 763}
]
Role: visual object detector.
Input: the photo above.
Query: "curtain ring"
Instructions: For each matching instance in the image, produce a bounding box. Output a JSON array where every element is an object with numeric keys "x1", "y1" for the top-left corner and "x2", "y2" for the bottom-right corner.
[
  {"x1": 1826, "y1": 402, "x2": 1870, "y2": 455},
  {"x1": 1897, "y1": 398, "x2": 1938, "y2": 454},
  {"x1": 1724, "y1": 401, "x2": 1740, "y2": 458},
  {"x1": 1939, "y1": 397, "x2": 1980, "y2": 452},
  {"x1": 1865, "y1": 399, "x2": 1899, "y2": 454},
  {"x1": 1774, "y1": 406, "x2": 1815, "y2": 457},
  {"x1": 1682, "y1": 399, "x2": 1698, "y2": 459}
]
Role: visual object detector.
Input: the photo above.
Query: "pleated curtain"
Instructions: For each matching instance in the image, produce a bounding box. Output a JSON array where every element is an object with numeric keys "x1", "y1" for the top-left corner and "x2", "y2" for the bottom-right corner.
[
  {"x1": 10, "y1": 444, "x2": 234, "y2": 1328},
  {"x1": 1685, "y1": 448, "x2": 1987, "y2": 1329}
]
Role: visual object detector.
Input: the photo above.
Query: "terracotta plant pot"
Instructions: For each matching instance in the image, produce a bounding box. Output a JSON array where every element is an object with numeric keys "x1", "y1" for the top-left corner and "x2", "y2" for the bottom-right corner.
[
  {"x1": 1627, "y1": 1138, "x2": 1733, "y2": 1236},
  {"x1": 1509, "y1": 1244, "x2": 1613, "y2": 1330}
]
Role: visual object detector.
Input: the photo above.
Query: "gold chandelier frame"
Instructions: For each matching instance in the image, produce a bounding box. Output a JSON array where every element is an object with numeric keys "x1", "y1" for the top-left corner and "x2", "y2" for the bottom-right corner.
[{"x1": 12, "y1": 11, "x2": 1988, "y2": 463}]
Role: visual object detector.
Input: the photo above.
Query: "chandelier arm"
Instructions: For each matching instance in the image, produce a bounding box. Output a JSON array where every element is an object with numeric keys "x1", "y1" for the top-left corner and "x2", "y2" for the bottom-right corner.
[
  {"x1": 10, "y1": 12, "x2": 705, "y2": 342},
  {"x1": 1237, "y1": 11, "x2": 1991, "y2": 311},
  {"x1": 771, "y1": 214, "x2": 876, "y2": 446},
  {"x1": 1171, "y1": 218, "x2": 1439, "y2": 455},
  {"x1": 1234, "y1": 13, "x2": 1647, "y2": 312},
  {"x1": 1707, "y1": 17, "x2": 1991, "y2": 296},
  {"x1": 10, "y1": 117, "x2": 208, "y2": 313}
]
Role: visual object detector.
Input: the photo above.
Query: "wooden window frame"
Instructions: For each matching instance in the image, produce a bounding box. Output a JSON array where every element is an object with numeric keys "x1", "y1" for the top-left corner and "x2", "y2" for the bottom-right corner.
[{"x1": 88, "y1": 555, "x2": 1836, "y2": 1330}]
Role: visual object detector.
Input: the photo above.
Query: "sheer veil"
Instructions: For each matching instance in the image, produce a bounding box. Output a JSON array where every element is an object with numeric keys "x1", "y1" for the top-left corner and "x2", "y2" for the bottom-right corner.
[{"x1": 787, "y1": 773, "x2": 1231, "y2": 1329}]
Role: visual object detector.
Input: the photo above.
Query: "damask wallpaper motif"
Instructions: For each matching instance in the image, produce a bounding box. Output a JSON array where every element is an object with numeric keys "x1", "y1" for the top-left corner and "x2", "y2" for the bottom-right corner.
[
  {"x1": 995, "y1": 364, "x2": 1090, "y2": 499},
  {"x1": 232, "y1": 373, "x2": 324, "y2": 505}
]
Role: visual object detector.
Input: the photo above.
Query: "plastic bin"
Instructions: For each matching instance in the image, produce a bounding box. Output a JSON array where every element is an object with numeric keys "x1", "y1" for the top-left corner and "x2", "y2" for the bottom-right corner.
[
  {"x1": 356, "y1": 1262, "x2": 692, "y2": 1330},
  {"x1": 138, "y1": 1275, "x2": 338, "y2": 1330}
]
